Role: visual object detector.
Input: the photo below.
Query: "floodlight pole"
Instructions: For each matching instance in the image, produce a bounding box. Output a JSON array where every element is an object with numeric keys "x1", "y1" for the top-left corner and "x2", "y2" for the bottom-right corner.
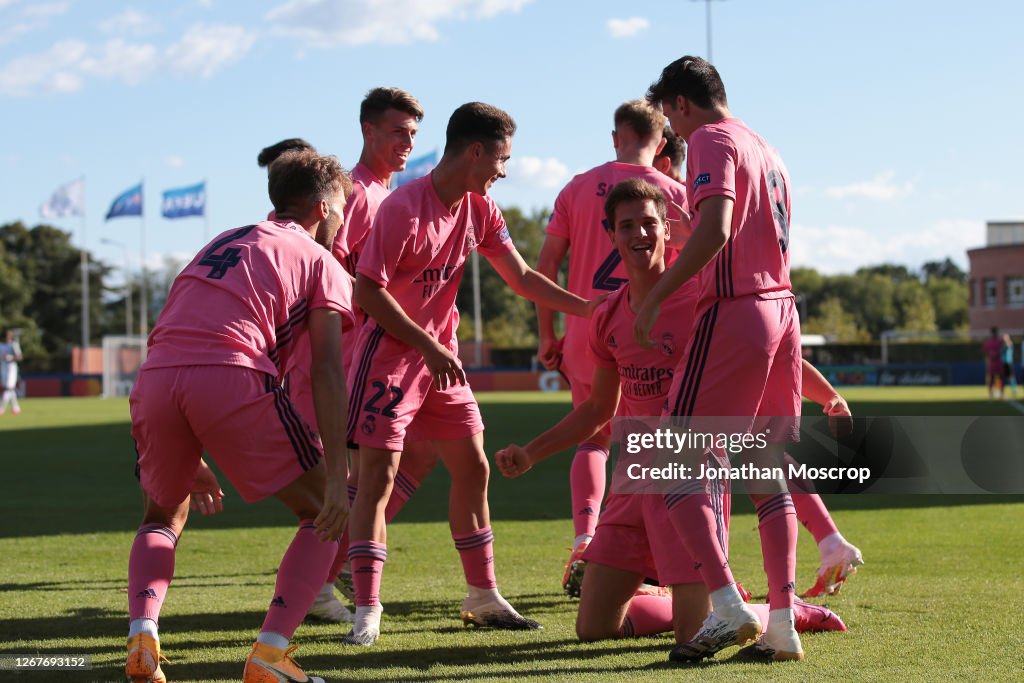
[{"x1": 692, "y1": 0, "x2": 723, "y2": 62}]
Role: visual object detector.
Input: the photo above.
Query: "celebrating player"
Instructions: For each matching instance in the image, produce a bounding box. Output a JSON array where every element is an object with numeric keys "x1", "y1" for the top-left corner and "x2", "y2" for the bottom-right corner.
[
  {"x1": 653, "y1": 126, "x2": 685, "y2": 183},
  {"x1": 498, "y1": 179, "x2": 850, "y2": 646},
  {"x1": 125, "y1": 150, "x2": 353, "y2": 683},
  {"x1": 344, "y1": 102, "x2": 596, "y2": 645},
  {"x1": 635, "y1": 55, "x2": 805, "y2": 662},
  {"x1": 534, "y1": 100, "x2": 690, "y2": 594}
]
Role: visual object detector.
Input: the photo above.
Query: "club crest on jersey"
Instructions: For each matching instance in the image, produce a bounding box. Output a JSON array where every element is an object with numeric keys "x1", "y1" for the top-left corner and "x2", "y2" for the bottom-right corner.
[
  {"x1": 361, "y1": 414, "x2": 376, "y2": 435},
  {"x1": 693, "y1": 173, "x2": 711, "y2": 191},
  {"x1": 660, "y1": 333, "x2": 675, "y2": 356},
  {"x1": 498, "y1": 227, "x2": 510, "y2": 242}
]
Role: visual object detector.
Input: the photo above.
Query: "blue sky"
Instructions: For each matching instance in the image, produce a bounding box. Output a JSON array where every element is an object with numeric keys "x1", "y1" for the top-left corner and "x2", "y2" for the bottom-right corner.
[{"x1": 2, "y1": 0, "x2": 1022, "y2": 279}]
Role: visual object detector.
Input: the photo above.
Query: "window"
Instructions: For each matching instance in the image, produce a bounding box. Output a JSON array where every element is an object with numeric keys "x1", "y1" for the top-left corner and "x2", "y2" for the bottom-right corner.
[
  {"x1": 984, "y1": 279, "x2": 998, "y2": 308},
  {"x1": 1007, "y1": 277, "x2": 1024, "y2": 307}
]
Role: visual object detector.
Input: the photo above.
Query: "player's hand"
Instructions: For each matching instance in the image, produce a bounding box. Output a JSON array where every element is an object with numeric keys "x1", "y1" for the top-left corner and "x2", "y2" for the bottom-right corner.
[
  {"x1": 585, "y1": 293, "x2": 610, "y2": 318},
  {"x1": 422, "y1": 341, "x2": 466, "y2": 391},
  {"x1": 633, "y1": 300, "x2": 660, "y2": 349},
  {"x1": 189, "y1": 459, "x2": 225, "y2": 516},
  {"x1": 314, "y1": 476, "x2": 350, "y2": 542},
  {"x1": 823, "y1": 394, "x2": 853, "y2": 438},
  {"x1": 537, "y1": 336, "x2": 563, "y2": 371},
  {"x1": 496, "y1": 445, "x2": 532, "y2": 478}
]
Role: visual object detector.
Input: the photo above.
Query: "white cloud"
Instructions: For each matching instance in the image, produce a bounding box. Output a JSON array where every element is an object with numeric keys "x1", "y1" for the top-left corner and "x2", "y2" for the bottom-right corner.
[
  {"x1": 606, "y1": 16, "x2": 649, "y2": 39},
  {"x1": 790, "y1": 218, "x2": 982, "y2": 274},
  {"x1": 507, "y1": 156, "x2": 570, "y2": 189},
  {"x1": 0, "y1": 39, "x2": 88, "y2": 95},
  {"x1": 165, "y1": 24, "x2": 255, "y2": 78},
  {"x1": 265, "y1": 0, "x2": 533, "y2": 46},
  {"x1": 80, "y1": 39, "x2": 159, "y2": 84},
  {"x1": 0, "y1": 0, "x2": 69, "y2": 45},
  {"x1": 824, "y1": 170, "x2": 914, "y2": 201},
  {"x1": 0, "y1": 23, "x2": 254, "y2": 95},
  {"x1": 98, "y1": 9, "x2": 155, "y2": 36},
  {"x1": 165, "y1": 155, "x2": 186, "y2": 169},
  {"x1": 19, "y1": 1, "x2": 69, "y2": 19}
]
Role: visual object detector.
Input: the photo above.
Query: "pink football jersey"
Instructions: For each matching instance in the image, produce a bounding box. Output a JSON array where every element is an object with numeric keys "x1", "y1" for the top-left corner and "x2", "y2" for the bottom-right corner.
[
  {"x1": 547, "y1": 161, "x2": 688, "y2": 380},
  {"x1": 687, "y1": 118, "x2": 793, "y2": 308},
  {"x1": 356, "y1": 174, "x2": 517, "y2": 346},
  {"x1": 145, "y1": 220, "x2": 353, "y2": 378},
  {"x1": 588, "y1": 278, "x2": 699, "y2": 417},
  {"x1": 332, "y1": 162, "x2": 391, "y2": 275}
]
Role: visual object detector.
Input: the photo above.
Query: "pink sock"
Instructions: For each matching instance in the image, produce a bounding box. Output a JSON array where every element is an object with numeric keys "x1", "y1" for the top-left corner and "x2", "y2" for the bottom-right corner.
[
  {"x1": 260, "y1": 521, "x2": 338, "y2": 640},
  {"x1": 327, "y1": 532, "x2": 349, "y2": 584},
  {"x1": 620, "y1": 594, "x2": 673, "y2": 637},
  {"x1": 128, "y1": 524, "x2": 178, "y2": 623},
  {"x1": 452, "y1": 527, "x2": 497, "y2": 589},
  {"x1": 570, "y1": 442, "x2": 608, "y2": 539},
  {"x1": 348, "y1": 540, "x2": 387, "y2": 607},
  {"x1": 383, "y1": 470, "x2": 420, "y2": 523},
  {"x1": 750, "y1": 600, "x2": 846, "y2": 633},
  {"x1": 785, "y1": 455, "x2": 838, "y2": 543},
  {"x1": 664, "y1": 480, "x2": 734, "y2": 593},
  {"x1": 755, "y1": 493, "x2": 797, "y2": 611}
]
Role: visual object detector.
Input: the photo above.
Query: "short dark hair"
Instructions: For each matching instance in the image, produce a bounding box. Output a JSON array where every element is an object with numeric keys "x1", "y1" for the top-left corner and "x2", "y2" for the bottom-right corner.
[
  {"x1": 360, "y1": 87, "x2": 424, "y2": 125},
  {"x1": 444, "y1": 102, "x2": 516, "y2": 154},
  {"x1": 267, "y1": 150, "x2": 351, "y2": 214},
  {"x1": 614, "y1": 100, "x2": 665, "y2": 141},
  {"x1": 656, "y1": 126, "x2": 686, "y2": 169},
  {"x1": 257, "y1": 138, "x2": 315, "y2": 168},
  {"x1": 646, "y1": 55, "x2": 728, "y2": 109},
  {"x1": 604, "y1": 178, "x2": 668, "y2": 228}
]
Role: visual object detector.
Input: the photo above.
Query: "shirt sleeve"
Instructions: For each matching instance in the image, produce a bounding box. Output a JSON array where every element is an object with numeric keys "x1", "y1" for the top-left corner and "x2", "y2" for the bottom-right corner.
[
  {"x1": 687, "y1": 127, "x2": 737, "y2": 209},
  {"x1": 476, "y1": 198, "x2": 518, "y2": 259},
  {"x1": 587, "y1": 300, "x2": 617, "y2": 369},
  {"x1": 545, "y1": 184, "x2": 572, "y2": 238},
  {"x1": 334, "y1": 182, "x2": 370, "y2": 269},
  {"x1": 355, "y1": 198, "x2": 413, "y2": 287},
  {"x1": 308, "y1": 255, "x2": 355, "y2": 326}
]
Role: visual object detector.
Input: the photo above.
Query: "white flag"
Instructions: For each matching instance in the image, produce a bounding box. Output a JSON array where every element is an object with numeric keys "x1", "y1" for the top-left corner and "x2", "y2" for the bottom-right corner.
[{"x1": 40, "y1": 178, "x2": 85, "y2": 219}]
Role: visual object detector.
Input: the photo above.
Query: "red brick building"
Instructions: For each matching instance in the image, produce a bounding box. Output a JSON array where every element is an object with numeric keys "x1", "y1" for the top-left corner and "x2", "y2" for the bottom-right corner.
[{"x1": 967, "y1": 221, "x2": 1024, "y2": 334}]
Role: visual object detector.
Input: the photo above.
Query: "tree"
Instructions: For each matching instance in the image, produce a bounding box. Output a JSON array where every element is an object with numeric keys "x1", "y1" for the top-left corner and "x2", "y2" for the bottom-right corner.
[
  {"x1": 925, "y1": 276, "x2": 968, "y2": 331},
  {"x1": 921, "y1": 258, "x2": 966, "y2": 284},
  {"x1": 803, "y1": 297, "x2": 869, "y2": 342},
  {"x1": 895, "y1": 279, "x2": 937, "y2": 333}
]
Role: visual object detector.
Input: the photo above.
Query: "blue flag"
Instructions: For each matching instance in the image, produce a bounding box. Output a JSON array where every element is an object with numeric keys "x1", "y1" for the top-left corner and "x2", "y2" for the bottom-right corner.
[
  {"x1": 392, "y1": 150, "x2": 438, "y2": 188},
  {"x1": 162, "y1": 181, "x2": 206, "y2": 219},
  {"x1": 105, "y1": 183, "x2": 143, "y2": 220}
]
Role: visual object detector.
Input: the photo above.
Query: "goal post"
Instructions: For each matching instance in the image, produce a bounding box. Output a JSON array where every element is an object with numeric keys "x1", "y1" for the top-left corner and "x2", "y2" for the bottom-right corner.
[{"x1": 101, "y1": 335, "x2": 147, "y2": 398}]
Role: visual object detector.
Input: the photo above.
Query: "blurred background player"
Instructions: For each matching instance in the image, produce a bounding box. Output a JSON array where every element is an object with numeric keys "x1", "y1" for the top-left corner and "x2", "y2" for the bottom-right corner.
[
  {"x1": 344, "y1": 102, "x2": 595, "y2": 645},
  {"x1": 1001, "y1": 332, "x2": 1020, "y2": 397},
  {"x1": 534, "y1": 100, "x2": 691, "y2": 594},
  {"x1": 636, "y1": 55, "x2": 804, "y2": 663},
  {"x1": 0, "y1": 329, "x2": 23, "y2": 415},
  {"x1": 653, "y1": 126, "x2": 685, "y2": 183},
  {"x1": 126, "y1": 150, "x2": 353, "y2": 683},
  {"x1": 982, "y1": 327, "x2": 1003, "y2": 399}
]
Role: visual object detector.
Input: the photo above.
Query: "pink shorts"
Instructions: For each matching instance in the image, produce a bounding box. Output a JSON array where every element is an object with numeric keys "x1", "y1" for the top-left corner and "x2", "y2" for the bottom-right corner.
[
  {"x1": 663, "y1": 295, "x2": 802, "y2": 442},
  {"x1": 583, "y1": 480, "x2": 730, "y2": 585},
  {"x1": 130, "y1": 365, "x2": 322, "y2": 507},
  {"x1": 347, "y1": 326, "x2": 483, "y2": 451}
]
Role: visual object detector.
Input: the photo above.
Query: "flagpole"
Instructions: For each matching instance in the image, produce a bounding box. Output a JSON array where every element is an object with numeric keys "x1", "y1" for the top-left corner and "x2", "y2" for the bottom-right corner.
[
  {"x1": 80, "y1": 175, "x2": 90, "y2": 372},
  {"x1": 140, "y1": 177, "x2": 148, "y2": 337}
]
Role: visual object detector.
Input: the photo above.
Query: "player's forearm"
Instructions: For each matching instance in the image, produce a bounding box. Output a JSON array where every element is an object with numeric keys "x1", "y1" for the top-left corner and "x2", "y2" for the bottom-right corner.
[
  {"x1": 311, "y1": 358, "x2": 348, "y2": 479},
  {"x1": 535, "y1": 244, "x2": 565, "y2": 335},
  {"x1": 524, "y1": 400, "x2": 614, "y2": 464},
  {"x1": 644, "y1": 215, "x2": 728, "y2": 308},
  {"x1": 801, "y1": 359, "x2": 842, "y2": 407},
  {"x1": 355, "y1": 276, "x2": 437, "y2": 354},
  {"x1": 515, "y1": 269, "x2": 590, "y2": 318}
]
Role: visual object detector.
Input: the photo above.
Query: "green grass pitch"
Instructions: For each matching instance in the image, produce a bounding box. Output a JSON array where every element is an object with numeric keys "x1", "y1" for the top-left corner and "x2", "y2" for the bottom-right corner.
[{"x1": 1, "y1": 387, "x2": 1022, "y2": 681}]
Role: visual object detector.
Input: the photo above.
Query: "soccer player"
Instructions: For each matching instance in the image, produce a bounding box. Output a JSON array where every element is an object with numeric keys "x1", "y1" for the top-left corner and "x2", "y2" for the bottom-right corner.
[
  {"x1": 534, "y1": 100, "x2": 690, "y2": 593},
  {"x1": 125, "y1": 150, "x2": 354, "y2": 683},
  {"x1": 983, "y1": 327, "x2": 1004, "y2": 399},
  {"x1": 653, "y1": 126, "x2": 685, "y2": 183},
  {"x1": 1002, "y1": 333, "x2": 1020, "y2": 397},
  {"x1": 635, "y1": 56, "x2": 805, "y2": 662},
  {"x1": 0, "y1": 329, "x2": 22, "y2": 415},
  {"x1": 497, "y1": 179, "x2": 848, "y2": 645},
  {"x1": 345, "y1": 102, "x2": 596, "y2": 645}
]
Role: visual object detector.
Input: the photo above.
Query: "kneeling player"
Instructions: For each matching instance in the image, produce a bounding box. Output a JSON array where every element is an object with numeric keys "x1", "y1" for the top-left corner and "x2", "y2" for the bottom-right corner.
[
  {"x1": 126, "y1": 151, "x2": 353, "y2": 683},
  {"x1": 497, "y1": 179, "x2": 847, "y2": 646}
]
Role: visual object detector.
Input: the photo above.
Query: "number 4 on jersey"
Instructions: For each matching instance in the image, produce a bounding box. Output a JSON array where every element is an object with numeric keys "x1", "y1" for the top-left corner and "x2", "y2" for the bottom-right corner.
[{"x1": 592, "y1": 219, "x2": 626, "y2": 291}]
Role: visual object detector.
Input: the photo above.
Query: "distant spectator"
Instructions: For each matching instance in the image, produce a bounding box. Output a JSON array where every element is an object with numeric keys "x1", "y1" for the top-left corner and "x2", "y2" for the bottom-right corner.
[{"x1": 0, "y1": 329, "x2": 23, "y2": 415}]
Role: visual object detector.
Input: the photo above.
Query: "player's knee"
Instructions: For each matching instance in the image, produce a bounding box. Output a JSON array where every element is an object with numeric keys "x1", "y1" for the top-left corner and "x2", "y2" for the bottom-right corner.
[{"x1": 575, "y1": 617, "x2": 617, "y2": 642}]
